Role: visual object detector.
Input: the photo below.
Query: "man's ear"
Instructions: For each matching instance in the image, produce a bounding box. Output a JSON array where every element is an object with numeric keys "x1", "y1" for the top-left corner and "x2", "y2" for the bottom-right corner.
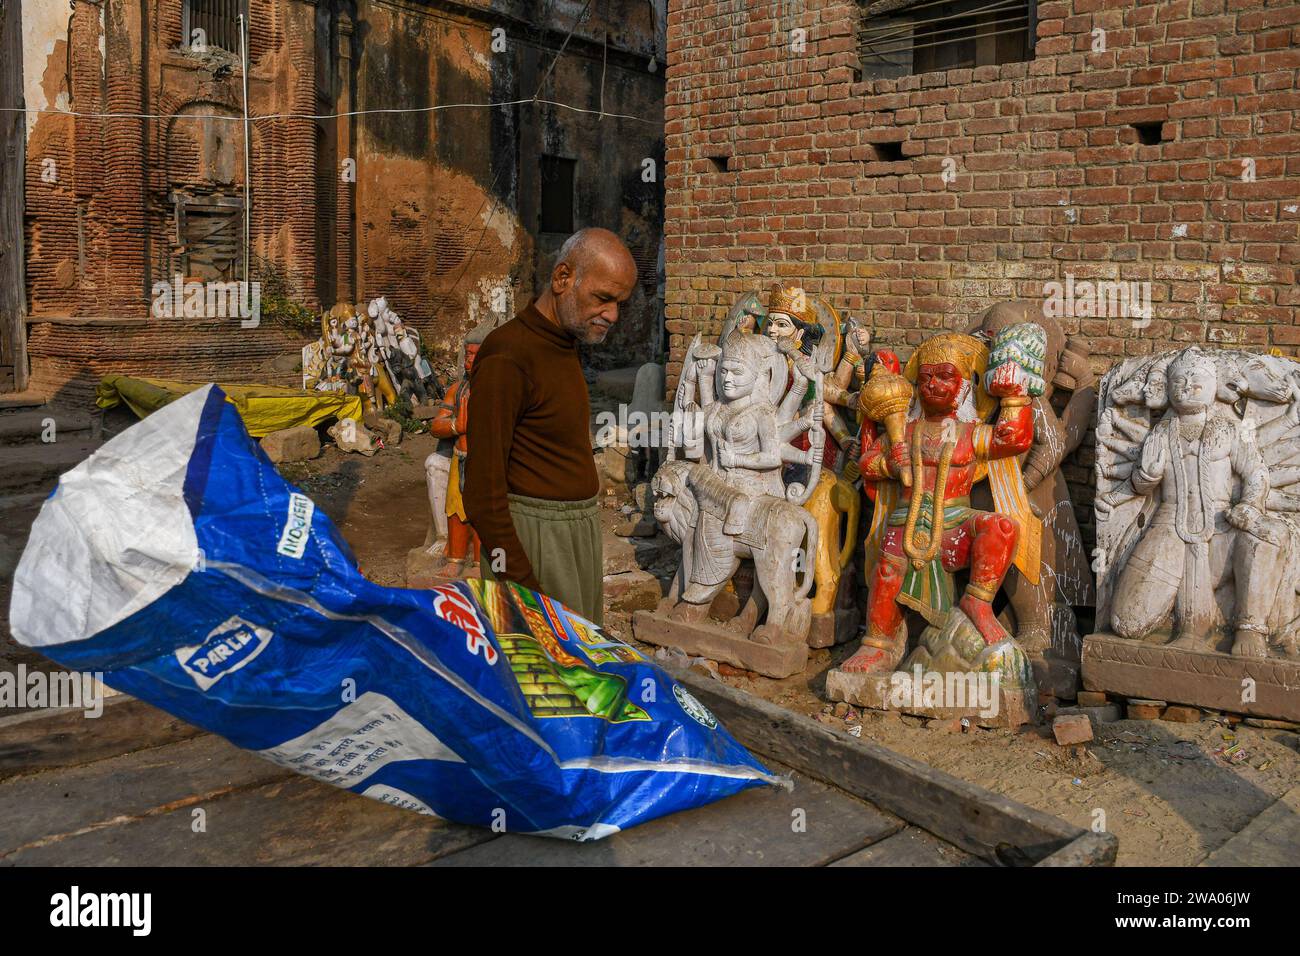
[{"x1": 551, "y1": 261, "x2": 574, "y2": 295}]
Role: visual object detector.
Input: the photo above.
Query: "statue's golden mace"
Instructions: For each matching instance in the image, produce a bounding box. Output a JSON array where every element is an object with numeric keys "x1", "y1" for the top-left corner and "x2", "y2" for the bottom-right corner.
[
  {"x1": 858, "y1": 367, "x2": 913, "y2": 488},
  {"x1": 860, "y1": 368, "x2": 954, "y2": 569}
]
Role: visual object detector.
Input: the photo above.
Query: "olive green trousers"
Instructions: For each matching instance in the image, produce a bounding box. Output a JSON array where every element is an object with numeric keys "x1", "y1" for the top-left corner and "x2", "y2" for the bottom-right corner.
[{"x1": 481, "y1": 492, "x2": 604, "y2": 625}]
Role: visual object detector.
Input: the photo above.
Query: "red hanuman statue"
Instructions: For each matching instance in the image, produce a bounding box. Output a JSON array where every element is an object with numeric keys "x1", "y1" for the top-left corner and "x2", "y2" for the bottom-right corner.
[{"x1": 841, "y1": 330, "x2": 1044, "y2": 676}]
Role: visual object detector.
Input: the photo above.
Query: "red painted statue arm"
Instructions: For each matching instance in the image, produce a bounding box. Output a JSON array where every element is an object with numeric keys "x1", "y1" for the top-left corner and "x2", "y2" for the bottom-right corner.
[
  {"x1": 427, "y1": 384, "x2": 462, "y2": 440},
  {"x1": 987, "y1": 401, "x2": 1034, "y2": 460},
  {"x1": 859, "y1": 432, "x2": 894, "y2": 481}
]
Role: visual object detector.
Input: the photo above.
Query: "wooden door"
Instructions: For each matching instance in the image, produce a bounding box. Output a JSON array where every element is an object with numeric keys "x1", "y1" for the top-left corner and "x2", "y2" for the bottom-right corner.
[{"x1": 0, "y1": 0, "x2": 28, "y2": 392}]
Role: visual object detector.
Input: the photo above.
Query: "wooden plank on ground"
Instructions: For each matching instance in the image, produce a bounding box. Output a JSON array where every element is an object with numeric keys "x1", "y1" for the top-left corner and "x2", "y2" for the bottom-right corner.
[
  {"x1": 2, "y1": 770, "x2": 492, "y2": 866},
  {"x1": 1034, "y1": 832, "x2": 1119, "y2": 867},
  {"x1": 0, "y1": 734, "x2": 292, "y2": 855},
  {"x1": 0, "y1": 696, "x2": 204, "y2": 781},
  {"x1": 830, "y1": 826, "x2": 988, "y2": 867},
  {"x1": 673, "y1": 667, "x2": 1087, "y2": 865},
  {"x1": 431, "y1": 770, "x2": 903, "y2": 867},
  {"x1": 1201, "y1": 786, "x2": 1300, "y2": 867}
]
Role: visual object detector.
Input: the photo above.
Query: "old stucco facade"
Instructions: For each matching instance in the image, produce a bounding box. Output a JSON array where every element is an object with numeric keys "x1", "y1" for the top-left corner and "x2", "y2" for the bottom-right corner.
[{"x1": 12, "y1": 0, "x2": 666, "y2": 401}]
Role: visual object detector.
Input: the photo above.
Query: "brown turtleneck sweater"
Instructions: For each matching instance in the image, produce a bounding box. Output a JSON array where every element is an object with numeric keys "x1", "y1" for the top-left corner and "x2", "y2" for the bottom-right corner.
[{"x1": 463, "y1": 302, "x2": 599, "y2": 590}]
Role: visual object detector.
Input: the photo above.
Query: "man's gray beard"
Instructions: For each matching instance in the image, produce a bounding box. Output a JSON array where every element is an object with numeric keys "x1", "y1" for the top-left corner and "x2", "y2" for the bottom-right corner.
[
  {"x1": 556, "y1": 297, "x2": 585, "y2": 341},
  {"x1": 558, "y1": 300, "x2": 606, "y2": 344}
]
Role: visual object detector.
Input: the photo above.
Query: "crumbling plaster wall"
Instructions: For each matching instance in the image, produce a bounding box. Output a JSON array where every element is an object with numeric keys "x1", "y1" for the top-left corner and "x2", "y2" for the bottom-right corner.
[
  {"x1": 355, "y1": 0, "x2": 666, "y2": 369},
  {"x1": 20, "y1": 0, "x2": 666, "y2": 401},
  {"x1": 21, "y1": 0, "x2": 334, "y2": 402}
]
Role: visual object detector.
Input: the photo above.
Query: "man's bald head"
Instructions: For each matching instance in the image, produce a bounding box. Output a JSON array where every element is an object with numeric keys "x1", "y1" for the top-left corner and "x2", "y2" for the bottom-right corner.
[{"x1": 544, "y1": 228, "x2": 638, "y2": 345}]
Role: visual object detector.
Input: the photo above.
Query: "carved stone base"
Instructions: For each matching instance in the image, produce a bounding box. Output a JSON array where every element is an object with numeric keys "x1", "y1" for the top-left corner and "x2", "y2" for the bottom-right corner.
[
  {"x1": 823, "y1": 669, "x2": 891, "y2": 709},
  {"x1": 1082, "y1": 632, "x2": 1300, "y2": 722},
  {"x1": 807, "y1": 607, "x2": 860, "y2": 649},
  {"x1": 632, "y1": 610, "x2": 808, "y2": 679},
  {"x1": 824, "y1": 667, "x2": 1033, "y2": 728},
  {"x1": 824, "y1": 608, "x2": 1038, "y2": 728}
]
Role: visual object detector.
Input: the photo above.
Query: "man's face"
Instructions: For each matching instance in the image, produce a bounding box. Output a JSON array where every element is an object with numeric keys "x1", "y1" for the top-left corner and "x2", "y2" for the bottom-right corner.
[
  {"x1": 464, "y1": 343, "x2": 480, "y2": 374},
  {"x1": 918, "y1": 362, "x2": 963, "y2": 413},
  {"x1": 553, "y1": 256, "x2": 637, "y2": 345}
]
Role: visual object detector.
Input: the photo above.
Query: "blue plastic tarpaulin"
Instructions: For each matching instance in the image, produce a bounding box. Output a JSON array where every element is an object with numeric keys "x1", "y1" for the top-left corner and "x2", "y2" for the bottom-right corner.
[{"x1": 10, "y1": 385, "x2": 778, "y2": 840}]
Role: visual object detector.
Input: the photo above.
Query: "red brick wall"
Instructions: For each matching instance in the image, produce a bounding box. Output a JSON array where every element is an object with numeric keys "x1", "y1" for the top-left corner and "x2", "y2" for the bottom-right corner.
[
  {"x1": 663, "y1": 0, "x2": 1300, "y2": 392},
  {"x1": 23, "y1": 0, "x2": 666, "y2": 400}
]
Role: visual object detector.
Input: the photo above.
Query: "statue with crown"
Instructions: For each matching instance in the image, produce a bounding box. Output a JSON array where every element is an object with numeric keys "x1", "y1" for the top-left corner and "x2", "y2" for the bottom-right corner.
[
  {"x1": 631, "y1": 284, "x2": 842, "y2": 678},
  {"x1": 825, "y1": 323, "x2": 1049, "y2": 727},
  {"x1": 698, "y1": 284, "x2": 877, "y2": 649}
]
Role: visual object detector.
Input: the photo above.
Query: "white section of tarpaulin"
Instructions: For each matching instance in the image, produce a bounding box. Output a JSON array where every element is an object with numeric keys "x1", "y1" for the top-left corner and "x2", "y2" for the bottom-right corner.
[{"x1": 10, "y1": 385, "x2": 210, "y2": 648}]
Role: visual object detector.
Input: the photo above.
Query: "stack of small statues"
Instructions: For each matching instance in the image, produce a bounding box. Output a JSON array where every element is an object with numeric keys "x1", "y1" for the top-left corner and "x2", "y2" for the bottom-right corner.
[
  {"x1": 415, "y1": 285, "x2": 1300, "y2": 727},
  {"x1": 303, "y1": 297, "x2": 441, "y2": 415}
]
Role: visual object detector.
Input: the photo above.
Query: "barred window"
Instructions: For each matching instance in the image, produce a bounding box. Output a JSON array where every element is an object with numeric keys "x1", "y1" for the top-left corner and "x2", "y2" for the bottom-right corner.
[
  {"x1": 858, "y1": 0, "x2": 1035, "y2": 80},
  {"x1": 183, "y1": 0, "x2": 247, "y2": 54}
]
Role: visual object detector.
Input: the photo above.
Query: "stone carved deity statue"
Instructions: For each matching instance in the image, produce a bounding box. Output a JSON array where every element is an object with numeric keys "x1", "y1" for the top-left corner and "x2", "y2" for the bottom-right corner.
[
  {"x1": 632, "y1": 323, "x2": 829, "y2": 676},
  {"x1": 727, "y1": 286, "x2": 864, "y2": 645},
  {"x1": 1095, "y1": 348, "x2": 1300, "y2": 660}
]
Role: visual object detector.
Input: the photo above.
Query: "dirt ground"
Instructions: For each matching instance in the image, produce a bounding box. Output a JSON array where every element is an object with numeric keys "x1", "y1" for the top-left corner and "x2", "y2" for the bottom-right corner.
[{"x1": 282, "y1": 430, "x2": 1300, "y2": 868}]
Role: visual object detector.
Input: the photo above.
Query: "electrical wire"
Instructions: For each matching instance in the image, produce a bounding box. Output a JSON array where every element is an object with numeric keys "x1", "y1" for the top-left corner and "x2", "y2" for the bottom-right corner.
[
  {"x1": 862, "y1": 21, "x2": 1031, "y2": 59},
  {"x1": 0, "y1": 96, "x2": 657, "y2": 126},
  {"x1": 862, "y1": 0, "x2": 1022, "y2": 45},
  {"x1": 440, "y1": 0, "x2": 603, "y2": 316}
]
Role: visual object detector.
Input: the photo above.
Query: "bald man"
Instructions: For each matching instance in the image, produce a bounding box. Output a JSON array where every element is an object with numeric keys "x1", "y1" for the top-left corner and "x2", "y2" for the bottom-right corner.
[{"x1": 463, "y1": 228, "x2": 638, "y2": 624}]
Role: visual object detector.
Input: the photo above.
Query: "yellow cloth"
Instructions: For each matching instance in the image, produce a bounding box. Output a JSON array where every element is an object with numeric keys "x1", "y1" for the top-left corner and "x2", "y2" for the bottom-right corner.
[
  {"x1": 447, "y1": 452, "x2": 468, "y2": 522},
  {"x1": 96, "y1": 375, "x2": 363, "y2": 438}
]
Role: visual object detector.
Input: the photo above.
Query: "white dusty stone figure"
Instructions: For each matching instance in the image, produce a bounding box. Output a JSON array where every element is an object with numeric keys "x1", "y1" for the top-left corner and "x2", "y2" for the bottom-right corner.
[
  {"x1": 618, "y1": 361, "x2": 669, "y2": 537},
  {"x1": 421, "y1": 448, "x2": 452, "y2": 560},
  {"x1": 363, "y1": 298, "x2": 436, "y2": 407},
  {"x1": 635, "y1": 324, "x2": 831, "y2": 673},
  {"x1": 1095, "y1": 347, "x2": 1300, "y2": 660}
]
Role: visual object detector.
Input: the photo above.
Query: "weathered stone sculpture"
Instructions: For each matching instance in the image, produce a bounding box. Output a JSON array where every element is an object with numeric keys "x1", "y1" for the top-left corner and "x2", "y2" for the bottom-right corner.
[
  {"x1": 632, "y1": 321, "x2": 827, "y2": 677},
  {"x1": 616, "y1": 361, "x2": 669, "y2": 538},
  {"x1": 966, "y1": 302, "x2": 1097, "y2": 698},
  {"x1": 372, "y1": 298, "x2": 436, "y2": 407},
  {"x1": 750, "y1": 286, "x2": 863, "y2": 646},
  {"x1": 826, "y1": 325, "x2": 1047, "y2": 727},
  {"x1": 1084, "y1": 347, "x2": 1300, "y2": 721}
]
